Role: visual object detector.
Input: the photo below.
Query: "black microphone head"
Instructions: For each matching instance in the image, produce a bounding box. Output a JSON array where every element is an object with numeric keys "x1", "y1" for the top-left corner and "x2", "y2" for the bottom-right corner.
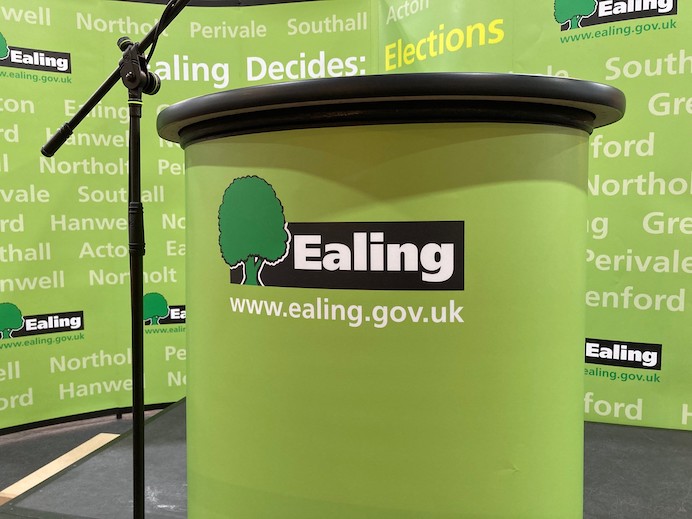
[
  {"x1": 144, "y1": 72, "x2": 161, "y2": 95},
  {"x1": 117, "y1": 36, "x2": 133, "y2": 51}
]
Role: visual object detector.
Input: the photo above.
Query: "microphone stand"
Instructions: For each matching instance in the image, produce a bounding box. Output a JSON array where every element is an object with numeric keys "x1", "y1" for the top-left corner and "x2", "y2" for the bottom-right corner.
[{"x1": 41, "y1": 2, "x2": 191, "y2": 518}]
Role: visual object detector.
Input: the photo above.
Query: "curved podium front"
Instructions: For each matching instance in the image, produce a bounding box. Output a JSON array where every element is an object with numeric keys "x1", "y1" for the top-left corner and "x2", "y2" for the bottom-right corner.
[{"x1": 158, "y1": 73, "x2": 625, "y2": 518}]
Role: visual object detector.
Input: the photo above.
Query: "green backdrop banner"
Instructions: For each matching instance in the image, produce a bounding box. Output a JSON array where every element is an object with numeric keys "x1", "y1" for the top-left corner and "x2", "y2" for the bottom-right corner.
[{"x1": 0, "y1": 0, "x2": 689, "y2": 432}]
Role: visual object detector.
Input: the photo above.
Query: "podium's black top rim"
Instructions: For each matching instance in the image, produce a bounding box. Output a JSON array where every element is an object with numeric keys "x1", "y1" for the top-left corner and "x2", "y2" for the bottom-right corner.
[{"x1": 156, "y1": 73, "x2": 626, "y2": 146}]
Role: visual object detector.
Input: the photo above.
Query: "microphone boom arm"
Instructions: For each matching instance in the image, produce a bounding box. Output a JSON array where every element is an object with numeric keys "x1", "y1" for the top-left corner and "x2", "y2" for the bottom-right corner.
[{"x1": 41, "y1": 0, "x2": 190, "y2": 157}]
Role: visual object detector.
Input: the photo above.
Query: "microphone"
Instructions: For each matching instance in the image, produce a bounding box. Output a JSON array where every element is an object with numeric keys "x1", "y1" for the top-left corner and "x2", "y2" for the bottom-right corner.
[
  {"x1": 143, "y1": 72, "x2": 161, "y2": 96},
  {"x1": 117, "y1": 35, "x2": 134, "y2": 50}
]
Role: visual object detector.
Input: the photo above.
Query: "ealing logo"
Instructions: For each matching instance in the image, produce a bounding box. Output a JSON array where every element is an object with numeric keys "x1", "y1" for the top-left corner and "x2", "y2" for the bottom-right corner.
[
  {"x1": 585, "y1": 338, "x2": 662, "y2": 370},
  {"x1": 555, "y1": 0, "x2": 677, "y2": 30},
  {"x1": 0, "y1": 301, "x2": 84, "y2": 340},
  {"x1": 218, "y1": 176, "x2": 464, "y2": 290},
  {"x1": 0, "y1": 32, "x2": 7, "y2": 60},
  {"x1": 0, "y1": 31, "x2": 71, "y2": 73},
  {"x1": 143, "y1": 292, "x2": 185, "y2": 325}
]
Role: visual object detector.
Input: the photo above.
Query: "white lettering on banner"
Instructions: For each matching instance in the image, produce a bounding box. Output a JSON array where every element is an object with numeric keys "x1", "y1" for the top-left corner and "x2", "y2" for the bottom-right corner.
[
  {"x1": 45, "y1": 127, "x2": 128, "y2": 148},
  {"x1": 8, "y1": 50, "x2": 68, "y2": 72},
  {"x1": 166, "y1": 240, "x2": 185, "y2": 256},
  {"x1": 585, "y1": 286, "x2": 685, "y2": 312},
  {"x1": 26, "y1": 315, "x2": 81, "y2": 332},
  {"x1": 75, "y1": 12, "x2": 163, "y2": 37},
  {"x1": 0, "y1": 153, "x2": 9, "y2": 173},
  {"x1": 683, "y1": 404, "x2": 692, "y2": 426},
  {"x1": 40, "y1": 156, "x2": 127, "y2": 176},
  {"x1": 51, "y1": 214, "x2": 127, "y2": 232},
  {"x1": 228, "y1": 296, "x2": 463, "y2": 327},
  {"x1": 79, "y1": 242, "x2": 128, "y2": 259},
  {"x1": 598, "y1": 0, "x2": 675, "y2": 17},
  {"x1": 50, "y1": 349, "x2": 131, "y2": 373},
  {"x1": 164, "y1": 346, "x2": 186, "y2": 362},
  {"x1": 162, "y1": 214, "x2": 186, "y2": 230},
  {"x1": 642, "y1": 212, "x2": 692, "y2": 235},
  {"x1": 59, "y1": 380, "x2": 133, "y2": 400},
  {"x1": 584, "y1": 392, "x2": 643, "y2": 421},
  {"x1": 0, "y1": 98, "x2": 35, "y2": 114},
  {"x1": 0, "y1": 271, "x2": 65, "y2": 292},
  {"x1": 546, "y1": 65, "x2": 570, "y2": 77},
  {"x1": 159, "y1": 137, "x2": 177, "y2": 149},
  {"x1": 287, "y1": 12, "x2": 368, "y2": 35},
  {"x1": 587, "y1": 217, "x2": 609, "y2": 239},
  {"x1": 77, "y1": 185, "x2": 164, "y2": 203},
  {"x1": 168, "y1": 371, "x2": 186, "y2": 387},
  {"x1": 386, "y1": 0, "x2": 430, "y2": 24},
  {"x1": 64, "y1": 100, "x2": 128, "y2": 125},
  {"x1": 0, "y1": 242, "x2": 51, "y2": 263},
  {"x1": 158, "y1": 159, "x2": 184, "y2": 176},
  {"x1": 190, "y1": 20, "x2": 266, "y2": 39},
  {"x1": 169, "y1": 307, "x2": 185, "y2": 320},
  {"x1": 590, "y1": 171, "x2": 692, "y2": 196},
  {"x1": 0, "y1": 361, "x2": 21, "y2": 382},
  {"x1": 0, "y1": 124, "x2": 19, "y2": 143},
  {"x1": 586, "y1": 248, "x2": 692, "y2": 274},
  {"x1": 0, "y1": 214, "x2": 24, "y2": 233},
  {"x1": 170, "y1": 307, "x2": 187, "y2": 321},
  {"x1": 605, "y1": 49, "x2": 691, "y2": 80},
  {"x1": 585, "y1": 341, "x2": 659, "y2": 368},
  {"x1": 0, "y1": 389, "x2": 33, "y2": 412},
  {"x1": 152, "y1": 55, "x2": 230, "y2": 90},
  {"x1": 0, "y1": 185, "x2": 50, "y2": 203},
  {"x1": 88, "y1": 267, "x2": 178, "y2": 286},
  {"x1": 591, "y1": 132, "x2": 654, "y2": 158},
  {"x1": 247, "y1": 52, "x2": 365, "y2": 82},
  {"x1": 294, "y1": 232, "x2": 455, "y2": 282},
  {"x1": 648, "y1": 93, "x2": 692, "y2": 116},
  {"x1": 0, "y1": 6, "x2": 51, "y2": 25}
]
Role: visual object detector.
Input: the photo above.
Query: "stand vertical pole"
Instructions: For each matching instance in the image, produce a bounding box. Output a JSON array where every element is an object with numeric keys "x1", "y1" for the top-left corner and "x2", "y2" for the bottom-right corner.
[
  {"x1": 128, "y1": 93, "x2": 146, "y2": 519},
  {"x1": 40, "y1": 4, "x2": 192, "y2": 517}
]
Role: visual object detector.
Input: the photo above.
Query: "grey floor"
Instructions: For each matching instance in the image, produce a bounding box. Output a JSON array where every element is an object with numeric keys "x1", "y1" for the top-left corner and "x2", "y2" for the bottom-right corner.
[
  {"x1": 0, "y1": 403, "x2": 187, "y2": 519},
  {"x1": 1, "y1": 401, "x2": 691, "y2": 518}
]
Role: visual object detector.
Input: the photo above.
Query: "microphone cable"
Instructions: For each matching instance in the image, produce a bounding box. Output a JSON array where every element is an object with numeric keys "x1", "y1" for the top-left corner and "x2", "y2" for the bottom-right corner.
[{"x1": 146, "y1": 0, "x2": 181, "y2": 63}]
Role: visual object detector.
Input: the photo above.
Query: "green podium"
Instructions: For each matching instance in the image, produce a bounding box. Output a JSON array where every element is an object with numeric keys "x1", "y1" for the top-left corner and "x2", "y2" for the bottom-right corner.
[{"x1": 158, "y1": 73, "x2": 625, "y2": 518}]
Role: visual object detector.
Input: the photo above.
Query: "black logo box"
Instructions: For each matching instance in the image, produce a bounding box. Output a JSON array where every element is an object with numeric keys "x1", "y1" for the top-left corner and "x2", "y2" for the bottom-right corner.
[
  {"x1": 157, "y1": 305, "x2": 186, "y2": 324},
  {"x1": 579, "y1": 1, "x2": 678, "y2": 28},
  {"x1": 231, "y1": 221, "x2": 464, "y2": 290},
  {"x1": 14, "y1": 311, "x2": 84, "y2": 337},
  {"x1": 585, "y1": 338, "x2": 662, "y2": 370},
  {"x1": 1, "y1": 46, "x2": 72, "y2": 73}
]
